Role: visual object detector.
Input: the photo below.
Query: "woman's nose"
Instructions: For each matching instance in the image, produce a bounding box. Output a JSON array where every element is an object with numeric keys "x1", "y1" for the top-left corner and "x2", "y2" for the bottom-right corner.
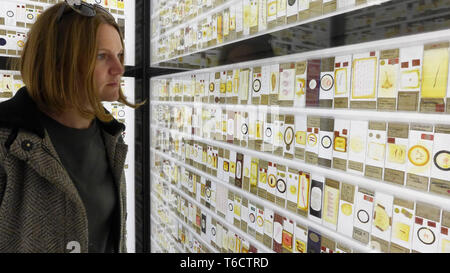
[{"x1": 110, "y1": 57, "x2": 124, "y2": 75}]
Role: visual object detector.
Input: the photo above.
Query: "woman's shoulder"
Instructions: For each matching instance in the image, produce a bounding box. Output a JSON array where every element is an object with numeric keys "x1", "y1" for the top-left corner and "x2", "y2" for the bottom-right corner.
[
  {"x1": 0, "y1": 87, "x2": 46, "y2": 139},
  {"x1": 0, "y1": 87, "x2": 30, "y2": 121}
]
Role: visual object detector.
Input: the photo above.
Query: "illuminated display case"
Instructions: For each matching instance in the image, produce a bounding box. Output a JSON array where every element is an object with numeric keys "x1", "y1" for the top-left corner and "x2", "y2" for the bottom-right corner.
[{"x1": 150, "y1": 0, "x2": 450, "y2": 253}]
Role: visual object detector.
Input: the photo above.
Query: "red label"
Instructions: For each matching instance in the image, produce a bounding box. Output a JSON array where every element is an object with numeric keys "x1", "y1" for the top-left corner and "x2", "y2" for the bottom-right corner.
[
  {"x1": 343, "y1": 129, "x2": 348, "y2": 135},
  {"x1": 421, "y1": 134, "x2": 434, "y2": 141},
  {"x1": 442, "y1": 227, "x2": 448, "y2": 235},
  {"x1": 258, "y1": 73, "x2": 261, "y2": 77},
  {"x1": 430, "y1": 44, "x2": 441, "y2": 49},
  {"x1": 314, "y1": 128, "x2": 319, "y2": 134},
  {"x1": 428, "y1": 221, "x2": 436, "y2": 228},
  {"x1": 364, "y1": 195, "x2": 374, "y2": 202},
  {"x1": 415, "y1": 217, "x2": 423, "y2": 225},
  {"x1": 387, "y1": 137, "x2": 396, "y2": 144},
  {"x1": 389, "y1": 58, "x2": 399, "y2": 65},
  {"x1": 307, "y1": 128, "x2": 312, "y2": 132},
  {"x1": 401, "y1": 62, "x2": 409, "y2": 68},
  {"x1": 335, "y1": 63, "x2": 341, "y2": 68},
  {"x1": 436, "y1": 104, "x2": 445, "y2": 112},
  {"x1": 343, "y1": 62, "x2": 349, "y2": 67},
  {"x1": 412, "y1": 59, "x2": 421, "y2": 66},
  {"x1": 370, "y1": 51, "x2": 376, "y2": 56}
]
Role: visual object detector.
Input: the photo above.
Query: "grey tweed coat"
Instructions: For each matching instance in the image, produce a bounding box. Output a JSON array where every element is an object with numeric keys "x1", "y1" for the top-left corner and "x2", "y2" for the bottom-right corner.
[{"x1": 0, "y1": 87, "x2": 128, "y2": 253}]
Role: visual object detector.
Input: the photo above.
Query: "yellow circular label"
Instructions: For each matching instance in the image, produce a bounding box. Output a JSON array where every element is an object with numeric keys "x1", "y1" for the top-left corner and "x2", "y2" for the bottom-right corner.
[
  {"x1": 289, "y1": 185, "x2": 297, "y2": 195},
  {"x1": 268, "y1": 174, "x2": 277, "y2": 188},
  {"x1": 307, "y1": 133, "x2": 317, "y2": 147},
  {"x1": 408, "y1": 145, "x2": 430, "y2": 167},
  {"x1": 341, "y1": 203, "x2": 352, "y2": 216}
]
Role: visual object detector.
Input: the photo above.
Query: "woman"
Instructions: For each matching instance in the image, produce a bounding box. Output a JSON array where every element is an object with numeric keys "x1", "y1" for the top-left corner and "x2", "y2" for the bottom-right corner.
[{"x1": 0, "y1": 1, "x2": 140, "y2": 253}]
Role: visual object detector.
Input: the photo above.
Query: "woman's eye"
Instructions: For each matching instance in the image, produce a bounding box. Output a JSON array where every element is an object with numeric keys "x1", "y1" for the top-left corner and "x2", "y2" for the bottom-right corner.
[{"x1": 97, "y1": 53, "x2": 106, "y2": 60}]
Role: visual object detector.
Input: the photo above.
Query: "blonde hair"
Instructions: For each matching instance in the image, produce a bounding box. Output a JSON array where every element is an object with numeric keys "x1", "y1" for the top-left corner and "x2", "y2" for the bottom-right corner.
[{"x1": 19, "y1": 2, "x2": 140, "y2": 122}]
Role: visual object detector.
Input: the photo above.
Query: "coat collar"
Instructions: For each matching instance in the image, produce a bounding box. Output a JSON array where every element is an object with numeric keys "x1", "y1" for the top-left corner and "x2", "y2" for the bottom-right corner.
[{"x1": 0, "y1": 87, "x2": 125, "y2": 138}]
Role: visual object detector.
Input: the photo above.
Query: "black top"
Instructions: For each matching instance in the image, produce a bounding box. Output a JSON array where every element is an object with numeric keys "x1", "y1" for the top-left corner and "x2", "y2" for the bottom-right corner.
[{"x1": 39, "y1": 112, "x2": 118, "y2": 253}]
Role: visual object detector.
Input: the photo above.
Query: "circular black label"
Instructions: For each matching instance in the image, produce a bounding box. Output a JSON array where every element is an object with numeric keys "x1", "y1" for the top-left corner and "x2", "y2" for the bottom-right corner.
[
  {"x1": 241, "y1": 123, "x2": 248, "y2": 135},
  {"x1": 434, "y1": 150, "x2": 450, "y2": 171},
  {"x1": 321, "y1": 135, "x2": 332, "y2": 149},
  {"x1": 320, "y1": 73, "x2": 334, "y2": 91},
  {"x1": 265, "y1": 127, "x2": 272, "y2": 138},
  {"x1": 417, "y1": 227, "x2": 435, "y2": 245},
  {"x1": 284, "y1": 126, "x2": 294, "y2": 145},
  {"x1": 277, "y1": 179, "x2": 286, "y2": 193},
  {"x1": 252, "y1": 79, "x2": 261, "y2": 92},
  {"x1": 357, "y1": 210, "x2": 369, "y2": 224}
]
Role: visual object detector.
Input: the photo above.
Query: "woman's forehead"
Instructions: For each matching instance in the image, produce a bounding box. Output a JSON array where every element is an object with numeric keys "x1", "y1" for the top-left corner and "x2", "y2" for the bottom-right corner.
[{"x1": 96, "y1": 23, "x2": 123, "y2": 50}]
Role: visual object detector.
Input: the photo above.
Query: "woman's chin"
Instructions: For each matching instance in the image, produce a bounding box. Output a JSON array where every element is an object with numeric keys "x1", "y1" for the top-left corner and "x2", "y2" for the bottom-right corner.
[{"x1": 100, "y1": 87, "x2": 120, "y2": 102}]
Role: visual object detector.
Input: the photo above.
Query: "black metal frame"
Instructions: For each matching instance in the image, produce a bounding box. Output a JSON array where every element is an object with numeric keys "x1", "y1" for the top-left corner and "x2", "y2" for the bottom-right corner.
[{"x1": 132, "y1": 0, "x2": 149, "y2": 253}]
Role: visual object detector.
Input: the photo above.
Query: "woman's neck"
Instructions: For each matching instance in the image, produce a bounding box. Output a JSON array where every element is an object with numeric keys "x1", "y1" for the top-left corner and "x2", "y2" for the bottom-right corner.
[{"x1": 43, "y1": 108, "x2": 93, "y2": 129}]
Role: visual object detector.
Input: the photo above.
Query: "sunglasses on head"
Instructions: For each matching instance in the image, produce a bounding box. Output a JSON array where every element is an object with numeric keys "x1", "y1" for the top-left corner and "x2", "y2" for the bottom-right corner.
[{"x1": 56, "y1": 0, "x2": 110, "y2": 22}]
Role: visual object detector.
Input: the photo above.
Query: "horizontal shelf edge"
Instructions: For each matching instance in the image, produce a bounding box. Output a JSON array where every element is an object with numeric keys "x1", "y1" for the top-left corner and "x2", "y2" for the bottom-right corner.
[
  {"x1": 150, "y1": 28, "x2": 450, "y2": 79},
  {"x1": 150, "y1": 100, "x2": 450, "y2": 125}
]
